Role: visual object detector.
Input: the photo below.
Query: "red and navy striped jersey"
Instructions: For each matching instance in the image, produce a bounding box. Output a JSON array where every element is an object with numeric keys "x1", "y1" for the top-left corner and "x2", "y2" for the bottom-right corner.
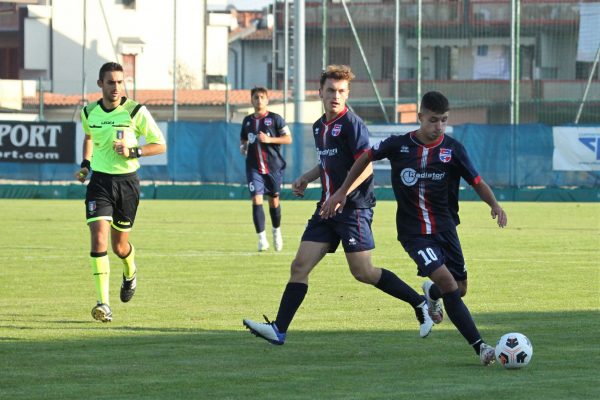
[
  {"x1": 369, "y1": 131, "x2": 481, "y2": 235},
  {"x1": 312, "y1": 107, "x2": 375, "y2": 209},
  {"x1": 240, "y1": 111, "x2": 288, "y2": 174}
]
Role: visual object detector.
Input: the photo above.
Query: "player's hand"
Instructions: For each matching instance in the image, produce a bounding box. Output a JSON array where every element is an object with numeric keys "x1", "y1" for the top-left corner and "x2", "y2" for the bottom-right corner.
[
  {"x1": 240, "y1": 143, "x2": 248, "y2": 156},
  {"x1": 491, "y1": 206, "x2": 507, "y2": 228},
  {"x1": 257, "y1": 131, "x2": 271, "y2": 144},
  {"x1": 113, "y1": 141, "x2": 129, "y2": 157},
  {"x1": 292, "y1": 176, "x2": 309, "y2": 198},
  {"x1": 319, "y1": 190, "x2": 346, "y2": 219},
  {"x1": 75, "y1": 167, "x2": 89, "y2": 183}
]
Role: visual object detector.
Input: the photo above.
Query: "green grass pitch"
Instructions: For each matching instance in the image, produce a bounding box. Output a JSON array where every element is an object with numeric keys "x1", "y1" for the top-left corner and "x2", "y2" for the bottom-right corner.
[{"x1": 0, "y1": 199, "x2": 598, "y2": 399}]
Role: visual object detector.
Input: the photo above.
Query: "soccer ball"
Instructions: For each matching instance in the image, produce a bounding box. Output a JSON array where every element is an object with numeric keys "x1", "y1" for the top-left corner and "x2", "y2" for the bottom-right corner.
[{"x1": 495, "y1": 332, "x2": 533, "y2": 369}]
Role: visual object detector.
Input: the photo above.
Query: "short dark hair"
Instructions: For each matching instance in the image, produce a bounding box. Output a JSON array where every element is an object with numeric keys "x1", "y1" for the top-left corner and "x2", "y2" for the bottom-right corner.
[
  {"x1": 98, "y1": 62, "x2": 124, "y2": 81},
  {"x1": 250, "y1": 87, "x2": 268, "y2": 97},
  {"x1": 420, "y1": 91, "x2": 449, "y2": 114},
  {"x1": 320, "y1": 65, "x2": 355, "y2": 88}
]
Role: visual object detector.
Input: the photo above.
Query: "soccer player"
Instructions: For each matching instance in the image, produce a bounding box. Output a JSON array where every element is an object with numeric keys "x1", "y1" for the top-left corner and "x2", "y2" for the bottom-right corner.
[
  {"x1": 242, "y1": 65, "x2": 433, "y2": 344},
  {"x1": 74, "y1": 62, "x2": 166, "y2": 322},
  {"x1": 320, "y1": 91, "x2": 507, "y2": 365},
  {"x1": 240, "y1": 87, "x2": 292, "y2": 251}
]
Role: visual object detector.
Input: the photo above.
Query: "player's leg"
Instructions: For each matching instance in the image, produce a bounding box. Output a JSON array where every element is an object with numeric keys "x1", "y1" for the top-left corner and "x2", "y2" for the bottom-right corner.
[
  {"x1": 89, "y1": 219, "x2": 112, "y2": 322},
  {"x1": 85, "y1": 174, "x2": 114, "y2": 322},
  {"x1": 111, "y1": 175, "x2": 140, "y2": 303},
  {"x1": 248, "y1": 169, "x2": 269, "y2": 251},
  {"x1": 266, "y1": 170, "x2": 283, "y2": 251},
  {"x1": 243, "y1": 211, "x2": 333, "y2": 344},
  {"x1": 338, "y1": 208, "x2": 433, "y2": 337},
  {"x1": 243, "y1": 240, "x2": 328, "y2": 344}
]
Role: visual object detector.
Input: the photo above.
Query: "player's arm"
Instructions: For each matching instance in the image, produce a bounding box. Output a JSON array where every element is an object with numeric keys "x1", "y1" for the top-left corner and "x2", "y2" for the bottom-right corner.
[
  {"x1": 257, "y1": 127, "x2": 292, "y2": 145},
  {"x1": 116, "y1": 108, "x2": 167, "y2": 158},
  {"x1": 320, "y1": 151, "x2": 373, "y2": 218},
  {"x1": 472, "y1": 178, "x2": 507, "y2": 228},
  {"x1": 75, "y1": 133, "x2": 93, "y2": 182},
  {"x1": 292, "y1": 164, "x2": 320, "y2": 198}
]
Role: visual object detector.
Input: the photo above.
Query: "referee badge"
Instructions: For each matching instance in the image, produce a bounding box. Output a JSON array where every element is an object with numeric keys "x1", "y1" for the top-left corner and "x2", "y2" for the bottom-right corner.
[
  {"x1": 116, "y1": 130, "x2": 124, "y2": 140},
  {"x1": 88, "y1": 201, "x2": 97, "y2": 215}
]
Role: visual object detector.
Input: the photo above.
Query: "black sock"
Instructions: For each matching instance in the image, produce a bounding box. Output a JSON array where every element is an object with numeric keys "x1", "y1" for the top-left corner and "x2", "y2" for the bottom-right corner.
[
  {"x1": 252, "y1": 204, "x2": 265, "y2": 233},
  {"x1": 428, "y1": 283, "x2": 443, "y2": 301},
  {"x1": 375, "y1": 269, "x2": 424, "y2": 308},
  {"x1": 442, "y1": 289, "x2": 482, "y2": 348},
  {"x1": 269, "y1": 205, "x2": 281, "y2": 228},
  {"x1": 275, "y1": 282, "x2": 308, "y2": 333}
]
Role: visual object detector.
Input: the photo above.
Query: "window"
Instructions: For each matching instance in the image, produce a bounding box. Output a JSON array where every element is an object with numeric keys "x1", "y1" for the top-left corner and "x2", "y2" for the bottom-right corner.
[
  {"x1": 576, "y1": 62, "x2": 599, "y2": 80},
  {"x1": 0, "y1": 48, "x2": 19, "y2": 79},
  {"x1": 381, "y1": 46, "x2": 394, "y2": 79},
  {"x1": 328, "y1": 47, "x2": 350, "y2": 66},
  {"x1": 117, "y1": 0, "x2": 136, "y2": 10}
]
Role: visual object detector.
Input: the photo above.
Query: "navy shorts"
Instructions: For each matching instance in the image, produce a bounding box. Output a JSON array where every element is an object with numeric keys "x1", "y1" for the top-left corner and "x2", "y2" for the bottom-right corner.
[
  {"x1": 85, "y1": 171, "x2": 140, "y2": 232},
  {"x1": 301, "y1": 206, "x2": 375, "y2": 253},
  {"x1": 246, "y1": 167, "x2": 282, "y2": 197},
  {"x1": 398, "y1": 228, "x2": 467, "y2": 281}
]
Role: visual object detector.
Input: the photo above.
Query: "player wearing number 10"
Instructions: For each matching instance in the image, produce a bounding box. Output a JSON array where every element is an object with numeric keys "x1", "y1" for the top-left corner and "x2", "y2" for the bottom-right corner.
[
  {"x1": 321, "y1": 91, "x2": 508, "y2": 365},
  {"x1": 239, "y1": 87, "x2": 292, "y2": 252}
]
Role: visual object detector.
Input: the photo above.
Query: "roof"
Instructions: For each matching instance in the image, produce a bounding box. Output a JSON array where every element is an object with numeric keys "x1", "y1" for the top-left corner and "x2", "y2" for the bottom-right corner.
[{"x1": 23, "y1": 89, "x2": 319, "y2": 107}]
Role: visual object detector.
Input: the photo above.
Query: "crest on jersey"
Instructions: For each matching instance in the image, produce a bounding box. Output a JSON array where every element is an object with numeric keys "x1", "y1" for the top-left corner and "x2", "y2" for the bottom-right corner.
[
  {"x1": 264, "y1": 118, "x2": 273, "y2": 126},
  {"x1": 116, "y1": 130, "x2": 124, "y2": 140},
  {"x1": 331, "y1": 124, "x2": 342, "y2": 137},
  {"x1": 439, "y1": 148, "x2": 452, "y2": 163}
]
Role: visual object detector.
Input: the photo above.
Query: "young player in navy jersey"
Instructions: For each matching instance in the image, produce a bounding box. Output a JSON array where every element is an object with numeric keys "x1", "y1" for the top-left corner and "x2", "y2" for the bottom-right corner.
[
  {"x1": 243, "y1": 65, "x2": 433, "y2": 345},
  {"x1": 320, "y1": 91, "x2": 507, "y2": 365},
  {"x1": 240, "y1": 87, "x2": 292, "y2": 251}
]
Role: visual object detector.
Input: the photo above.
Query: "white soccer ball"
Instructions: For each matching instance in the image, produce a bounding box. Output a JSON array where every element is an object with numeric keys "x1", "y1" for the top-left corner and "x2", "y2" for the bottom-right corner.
[{"x1": 495, "y1": 332, "x2": 533, "y2": 369}]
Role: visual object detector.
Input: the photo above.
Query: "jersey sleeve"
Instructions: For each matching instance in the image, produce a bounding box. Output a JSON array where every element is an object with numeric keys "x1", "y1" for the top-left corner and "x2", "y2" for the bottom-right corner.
[
  {"x1": 134, "y1": 106, "x2": 165, "y2": 144},
  {"x1": 275, "y1": 114, "x2": 289, "y2": 136},
  {"x1": 81, "y1": 109, "x2": 91, "y2": 135},
  {"x1": 240, "y1": 117, "x2": 249, "y2": 141},
  {"x1": 453, "y1": 141, "x2": 480, "y2": 185},
  {"x1": 347, "y1": 117, "x2": 371, "y2": 159},
  {"x1": 369, "y1": 135, "x2": 396, "y2": 162}
]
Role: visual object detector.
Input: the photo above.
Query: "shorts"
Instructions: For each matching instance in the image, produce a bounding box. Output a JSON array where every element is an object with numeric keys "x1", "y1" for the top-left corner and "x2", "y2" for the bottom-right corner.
[
  {"x1": 398, "y1": 228, "x2": 467, "y2": 281},
  {"x1": 301, "y1": 206, "x2": 375, "y2": 253},
  {"x1": 85, "y1": 171, "x2": 141, "y2": 232},
  {"x1": 246, "y1": 168, "x2": 283, "y2": 197}
]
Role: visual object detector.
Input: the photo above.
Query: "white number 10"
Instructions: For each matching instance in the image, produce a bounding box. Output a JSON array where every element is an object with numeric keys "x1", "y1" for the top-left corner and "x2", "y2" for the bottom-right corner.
[{"x1": 417, "y1": 248, "x2": 438, "y2": 266}]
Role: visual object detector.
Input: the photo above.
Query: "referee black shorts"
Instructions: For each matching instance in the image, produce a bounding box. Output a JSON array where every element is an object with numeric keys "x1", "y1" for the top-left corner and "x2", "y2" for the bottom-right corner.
[{"x1": 85, "y1": 171, "x2": 141, "y2": 232}]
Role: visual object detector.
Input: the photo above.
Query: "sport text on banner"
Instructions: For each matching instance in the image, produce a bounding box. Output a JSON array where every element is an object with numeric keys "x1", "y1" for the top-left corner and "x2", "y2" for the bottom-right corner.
[{"x1": 552, "y1": 126, "x2": 600, "y2": 171}]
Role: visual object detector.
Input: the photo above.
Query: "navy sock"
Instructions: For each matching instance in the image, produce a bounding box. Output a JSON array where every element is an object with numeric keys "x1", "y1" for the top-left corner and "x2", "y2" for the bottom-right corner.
[
  {"x1": 269, "y1": 205, "x2": 281, "y2": 228},
  {"x1": 428, "y1": 283, "x2": 443, "y2": 301},
  {"x1": 442, "y1": 289, "x2": 482, "y2": 347},
  {"x1": 252, "y1": 204, "x2": 265, "y2": 233},
  {"x1": 375, "y1": 268, "x2": 424, "y2": 308},
  {"x1": 275, "y1": 282, "x2": 308, "y2": 333}
]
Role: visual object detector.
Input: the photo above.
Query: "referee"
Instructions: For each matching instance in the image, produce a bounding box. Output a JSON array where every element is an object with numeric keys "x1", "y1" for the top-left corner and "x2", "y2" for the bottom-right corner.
[{"x1": 74, "y1": 62, "x2": 166, "y2": 322}]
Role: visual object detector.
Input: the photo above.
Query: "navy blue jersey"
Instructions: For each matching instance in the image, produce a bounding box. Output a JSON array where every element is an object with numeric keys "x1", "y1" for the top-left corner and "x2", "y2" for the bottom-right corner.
[
  {"x1": 240, "y1": 111, "x2": 289, "y2": 174},
  {"x1": 369, "y1": 131, "x2": 481, "y2": 235},
  {"x1": 313, "y1": 108, "x2": 375, "y2": 209}
]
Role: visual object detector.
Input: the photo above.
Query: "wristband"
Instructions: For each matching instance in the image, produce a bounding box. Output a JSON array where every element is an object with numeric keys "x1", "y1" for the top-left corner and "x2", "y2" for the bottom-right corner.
[
  {"x1": 128, "y1": 147, "x2": 142, "y2": 159},
  {"x1": 80, "y1": 159, "x2": 91, "y2": 170}
]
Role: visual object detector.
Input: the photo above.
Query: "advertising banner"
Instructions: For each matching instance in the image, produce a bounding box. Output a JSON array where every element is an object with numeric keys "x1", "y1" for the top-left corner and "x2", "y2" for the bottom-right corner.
[
  {"x1": 552, "y1": 127, "x2": 600, "y2": 171},
  {"x1": 0, "y1": 122, "x2": 75, "y2": 163}
]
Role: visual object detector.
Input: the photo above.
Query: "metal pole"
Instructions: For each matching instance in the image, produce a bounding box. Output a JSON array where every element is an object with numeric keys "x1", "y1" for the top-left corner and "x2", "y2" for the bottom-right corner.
[
  {"x1": 322, "y1": 0, "x2": 327, "y2": 71},
  {"x1": 272, "y1": 0, "x2": 277, "y2": 90},
  {"x1": 416, "y1": 0, "x2": 422, "y2": 115},
  {"x1": 515, "y1": 0, "x2": 520, "y2": 124},
  {"x1": 294, "y1": 0, "x2": 305, "y2": 124},
  {"x1": 82, "y1": 0, "x2": 87, "y2": 107},
  {"x1": 394, "y1": 0, "x2": 400, "y2": 123},
  {"x1": 575, "y1": 44, "x2": 600, "y2": 124},
  {"x1": 284, "y1": 0, "x2": 289, "y2": 119},
  {"x1": 510, "y1": 0, "x2": 516, "y2": 124},
  {"x1": 340, "y1": 0, "x2": 389, "y2": 122},
  {"x1": 173, "y1": 0, "x2": 178, "y2": 121}
]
